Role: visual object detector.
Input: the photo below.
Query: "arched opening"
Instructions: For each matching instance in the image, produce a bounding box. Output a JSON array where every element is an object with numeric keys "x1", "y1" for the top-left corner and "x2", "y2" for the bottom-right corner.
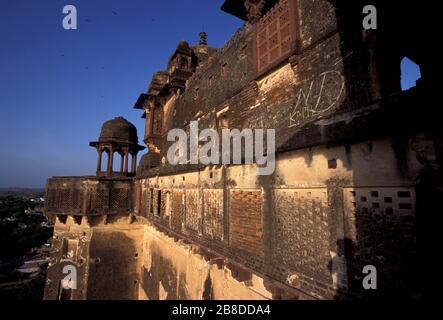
[
  {"x1": 101, "y1": 150, "x2": 109, "y2": 172},
  {"x1": 130, "y1": 153, "x2": 138, "y2": 173},
  {"x1": 119, "y1": 152, "x2": 125, "y2": 173},
  {"x1": 156, "y1": 190, "x2": 162, "y2": 216},
  {"x1": 401, "y1": 57, "x2": 421, "y2": 91},
  {"x1": 164, "y1": 191, "x2": 171, "y2": 218},
  {"x1": 113, "y1": 151, "x2": 121, "y2": 173}
]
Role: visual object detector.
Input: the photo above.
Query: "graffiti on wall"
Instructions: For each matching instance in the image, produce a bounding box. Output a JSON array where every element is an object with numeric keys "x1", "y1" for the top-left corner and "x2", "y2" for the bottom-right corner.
[{"x1": 289, "y1": 71, "x2": 345, "y2": 128}]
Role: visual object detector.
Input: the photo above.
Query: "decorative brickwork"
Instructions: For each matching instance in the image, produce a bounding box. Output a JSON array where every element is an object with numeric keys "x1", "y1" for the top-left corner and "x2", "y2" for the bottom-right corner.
[{"x1": 229, "y1": 190, "x2": 263, "y2": 256}]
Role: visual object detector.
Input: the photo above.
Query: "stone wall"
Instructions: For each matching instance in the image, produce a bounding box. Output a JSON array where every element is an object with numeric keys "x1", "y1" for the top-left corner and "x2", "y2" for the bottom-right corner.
[
  {"x1": 43, "y1": 0, "x2": 438, "y2": 300},
  {"x1": 136, "y1": 137, "x2": 423, "y2": 299},
  {"x1": 139, "y1": 224, "x2": 277, "y2": 300}
]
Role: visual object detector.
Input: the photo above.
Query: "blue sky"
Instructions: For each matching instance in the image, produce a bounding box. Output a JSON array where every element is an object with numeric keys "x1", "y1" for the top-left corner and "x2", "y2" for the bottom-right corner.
[
  {"x1": 0, "y1": 1, "x2": 420, "y2": 188},
  {"x1": 0, "y1": 0, "x2": 242, "y2": 188}
]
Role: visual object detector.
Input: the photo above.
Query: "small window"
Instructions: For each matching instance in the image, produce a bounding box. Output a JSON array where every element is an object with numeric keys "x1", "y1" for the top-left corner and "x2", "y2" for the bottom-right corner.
[
  {"x1": 328, "y1": 159, "x2": 337, "y2": 169},
  {"x1": 149, "y1": 188, "x2": 154, "y2": 214},
  {"x1": 164, "y1": 192, "x2": 171, "y2": 217},
  {"x1": 398, "y1": 191, "x2": 411, "y2": 198},
  {"x1": 156, "y1": 190, "x2": 162, "y2": 216},
  {"x1": 401, "y1": 57, "x2": 421, "y2": 91},
  {"x1": 399, "y1": 203, "x2": 412, "y2": 210}
]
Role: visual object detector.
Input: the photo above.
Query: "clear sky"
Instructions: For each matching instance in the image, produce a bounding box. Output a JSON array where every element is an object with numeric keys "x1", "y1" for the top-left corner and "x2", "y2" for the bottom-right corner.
[
  {"x1": 0, "y1": 1, "x2": 420, "y2": 188},
  {"x1": 0, "y1": 0, "x2": 243, "y2": 188}
]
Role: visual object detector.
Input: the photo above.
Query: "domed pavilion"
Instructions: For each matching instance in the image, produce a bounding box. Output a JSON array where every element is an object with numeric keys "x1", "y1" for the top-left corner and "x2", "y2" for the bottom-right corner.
[{"x1": 89, "y1": 117, "x2": 145, "y2": 177}]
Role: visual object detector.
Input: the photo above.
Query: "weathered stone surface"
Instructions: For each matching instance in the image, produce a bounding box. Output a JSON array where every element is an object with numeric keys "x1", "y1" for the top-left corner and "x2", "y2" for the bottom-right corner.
[{"x1": 44, "y1": 0, "x2": 439, "y2": 300}]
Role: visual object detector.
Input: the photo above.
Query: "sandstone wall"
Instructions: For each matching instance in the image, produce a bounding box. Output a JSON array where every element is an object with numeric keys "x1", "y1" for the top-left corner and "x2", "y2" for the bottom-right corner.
[{"x1": 136, "y1": 137, "x2": 422, "y2": 298}]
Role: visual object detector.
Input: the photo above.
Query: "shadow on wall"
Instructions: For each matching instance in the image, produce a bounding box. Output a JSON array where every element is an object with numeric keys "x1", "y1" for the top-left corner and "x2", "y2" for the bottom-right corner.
[
  {"x1": 140, "y1": 242, "x2": 191, "y2": 300},
  {"x1": 330, "y1": 1, "x2": 438, "y2": 299},
  {"x1": 255, "y1": 1, "x2": 436, "y2": 299},
  {"x1": 86, "y1": 229, "x2": 140, "y2": 300}
]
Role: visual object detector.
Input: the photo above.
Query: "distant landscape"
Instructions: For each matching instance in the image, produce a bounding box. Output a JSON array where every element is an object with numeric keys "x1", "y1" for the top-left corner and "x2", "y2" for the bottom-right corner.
[
  {"x1": 0, "y1": 190, "x2": 53, "y2": 300},
  {"x1": 0, "y1": 188, "x2": 45, "y2": 197}
]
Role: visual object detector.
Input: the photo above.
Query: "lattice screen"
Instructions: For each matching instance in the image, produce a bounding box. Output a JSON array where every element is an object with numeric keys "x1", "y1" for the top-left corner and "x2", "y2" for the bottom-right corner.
[
  {"x1": 141, "y1": 189, "x2": 148, "y2": 217},
  {"x1": 91, "y1": 188, "x2": 106, "y2": 210},
  {"x1": 255, "y1": 0, "x2": 299, "y2": 76},
  {"x1": 203, "y1": 189, "x2": 224, "y2": 241},
  {"x1": 110, "y1": 188, "x2": 129, "y2": 209},
  {"x1": 72, "y1": 189, "x2": 84, "y2": 212},
  {"x1": 273, "y1": 188, "x2": 330, "y2": 281},
  {"x1": 343, "y1": 187, "x2": 416, "y2": 241},
  {"x1": 171, "y1": 190, "x2": 185, "y2": 232},
  {"x1": 59, "y1": 189, "x2": 71, "y2": 211},
  {"x1": 342, "y1": 186, "x2": 417, "y2": 293},
  {"x1": 185, "y1": 189, "x2": 200, "y2": 232}
]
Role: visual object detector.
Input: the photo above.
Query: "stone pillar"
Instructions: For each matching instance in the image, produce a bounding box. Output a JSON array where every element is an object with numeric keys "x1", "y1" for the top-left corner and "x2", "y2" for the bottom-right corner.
[
  {"x1": 107, "y1": 149, "x2": 114, "y2": 175},
  {"x1": 97, "y1": 149, "x2": 103, "y2": 173},
  {"x1": 124, "y1": 152, "x2": 129, "y2": 173},
  {"x1": 120, "y1": 153, "x2": 124, "y2": 173},
  {"x1": 131, "y1": 153, "x2": 137, "y2": 173}
]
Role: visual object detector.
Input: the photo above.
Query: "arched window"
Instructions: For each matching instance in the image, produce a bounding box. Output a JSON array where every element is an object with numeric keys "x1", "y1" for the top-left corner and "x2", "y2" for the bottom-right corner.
[
  {"x1": 113, "y1": 152, "x2": 122, "y2": 173},
  {"x1": 101, "y1": 150, "x2": 109, "y2": 172},
  {"x1": 401, "y1": 57, "x2": 421, "y2": 91}
]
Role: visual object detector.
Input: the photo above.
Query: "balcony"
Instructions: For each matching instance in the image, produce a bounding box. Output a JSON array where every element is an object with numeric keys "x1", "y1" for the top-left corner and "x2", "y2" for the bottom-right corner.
[{"x1": 44, "y1": 176, "x2": 134, "y2": 217}]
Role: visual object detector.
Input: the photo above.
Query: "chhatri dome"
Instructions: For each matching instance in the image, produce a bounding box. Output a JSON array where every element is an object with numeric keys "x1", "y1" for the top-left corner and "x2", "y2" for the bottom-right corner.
[
  {"x1": 99, "y1": 117, "x2": 139, "y2": 144},
  {"x1": 90, "y1": 117, "x2": 145, "y2": 177}
]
